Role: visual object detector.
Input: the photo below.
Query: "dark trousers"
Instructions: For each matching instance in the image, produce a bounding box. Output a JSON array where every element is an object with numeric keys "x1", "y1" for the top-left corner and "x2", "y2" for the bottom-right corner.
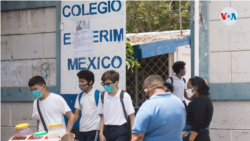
[
  {"x1": 183, "y1": 101, "x2": 187, "y2": 108},
  {"x1": 104, "y1": 123, "x2": 130, "y2": 141},
  {"x1": 79, "y1": 130, "x2": 99, "y2": 141},
  {"x1": 183, "y1": 131, "x2": 210, "y2": 141},
  {"x1": 194, "y1": 131, "x2": 210, "y2": 141}
]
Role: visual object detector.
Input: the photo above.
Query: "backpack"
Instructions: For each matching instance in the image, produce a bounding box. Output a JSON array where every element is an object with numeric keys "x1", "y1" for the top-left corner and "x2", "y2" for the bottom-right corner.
[
  {"x1": 101, "y1": 90, "x2": 132, "y2": 140},
  {"x1": 170, "y1": 77, "x2": 186, "y2": 84},
  {"x1": 78, "y1": 90, "x2": 100, "y2": 108}
]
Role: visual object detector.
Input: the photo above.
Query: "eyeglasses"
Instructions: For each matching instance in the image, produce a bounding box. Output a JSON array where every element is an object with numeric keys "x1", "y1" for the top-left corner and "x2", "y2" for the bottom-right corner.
[{"x1": 101, "y1": 82, "x2": 113, "y2": 86}]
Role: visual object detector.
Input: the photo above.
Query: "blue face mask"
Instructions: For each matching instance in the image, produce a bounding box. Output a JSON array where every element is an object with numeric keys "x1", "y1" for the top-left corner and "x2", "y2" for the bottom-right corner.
[
  {"x1": 104, "y1": 85, "x2": 114, "y2": 93},
  {"x1": 32, "y1": 87, "x2": 44, "y2": 99}
]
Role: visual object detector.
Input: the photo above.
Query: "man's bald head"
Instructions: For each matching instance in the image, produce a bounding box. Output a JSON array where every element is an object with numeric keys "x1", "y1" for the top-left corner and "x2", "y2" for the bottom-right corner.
[{"x1": 143, "y1": 74, "x2": 165, "y2": 90}]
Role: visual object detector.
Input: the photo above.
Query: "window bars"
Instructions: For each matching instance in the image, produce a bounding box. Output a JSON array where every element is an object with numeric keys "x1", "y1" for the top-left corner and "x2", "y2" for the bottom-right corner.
[{"x1": 126, "y1": 54, "x2": 169, "y2": 108}]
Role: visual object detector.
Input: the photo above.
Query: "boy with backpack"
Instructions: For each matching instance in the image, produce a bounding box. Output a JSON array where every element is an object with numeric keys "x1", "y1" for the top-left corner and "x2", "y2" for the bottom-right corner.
[
  {"x1": 98, "y1": 70, "x2": 135, "y2": 141},
  {"x1": 74, "y1": 70, "x2": 101, "y2": 141},
  {"x1": 166, "y1": 61, "x2": 188, "y2": 107}
]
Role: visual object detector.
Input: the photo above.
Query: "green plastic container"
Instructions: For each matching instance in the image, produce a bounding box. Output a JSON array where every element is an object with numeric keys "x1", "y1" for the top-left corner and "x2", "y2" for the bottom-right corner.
[{"x1": 33, "y1": 131, "x2": 47, "y2": 139}]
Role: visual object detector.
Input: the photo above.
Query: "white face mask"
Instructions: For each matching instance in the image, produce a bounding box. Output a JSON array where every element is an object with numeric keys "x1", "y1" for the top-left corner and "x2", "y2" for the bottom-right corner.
[{"x1": 186, "y1": 87, "x2": 196, "y2": 98}]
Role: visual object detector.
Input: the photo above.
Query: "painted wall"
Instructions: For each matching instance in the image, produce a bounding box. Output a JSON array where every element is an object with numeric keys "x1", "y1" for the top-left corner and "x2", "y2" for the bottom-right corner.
[
  {"x1": 195, "y1": 1, "x2": 250, "y2": 141},
  {"x1": 1, "y1": 7, "x2": 57, "y2": 88},
  {"x1": 1, "y1": 1, "x2": 126, "y2": 140},
  {"x1": 209, "y1": 1, "x2": 250, "y2": 141},
  {"x1": 60, "y1": 1, "x2": 126, "y2": 94},
  {"x1": 1, "y1": 6, "x2": 58, "y2": 141}
]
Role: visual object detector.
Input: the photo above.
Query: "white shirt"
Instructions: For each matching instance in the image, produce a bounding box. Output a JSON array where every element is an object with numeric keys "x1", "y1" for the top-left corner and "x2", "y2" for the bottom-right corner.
[
  {"x1": 166, "y1": 75, "x2": 187, "y2": 101},
  {"x1": 74, "y1": 88, "x2": 100, "y2": 132},
  {"x1": 97, "y1": 88, "x2": 135, "y2": 126},
  {"x1": 32, "y1": 93, "x2": 71, "y2": 131}
]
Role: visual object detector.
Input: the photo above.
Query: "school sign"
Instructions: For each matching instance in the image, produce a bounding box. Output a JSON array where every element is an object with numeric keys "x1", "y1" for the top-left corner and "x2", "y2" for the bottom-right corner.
[{"x1": 61, "y1": 1, "x2": 126, "y2": 94}]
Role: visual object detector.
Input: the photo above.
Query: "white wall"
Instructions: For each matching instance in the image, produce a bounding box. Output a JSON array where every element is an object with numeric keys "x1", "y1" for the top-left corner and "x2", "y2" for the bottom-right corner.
[
  {"x1": 209, "y1": 1, "x2": 250, "y2": 141},
  {"x1": 168, "y1": 45, "x2": 191, "y2": 81},
  {"x1": 60, "y1": 1, "x2": 126, "y2": 94},
  {"x1": 209, "y1": 1, "x2": 250, "y2": 84},
  {"x1": 1, "y1": 7, "x2": 57, "y2": 141}
]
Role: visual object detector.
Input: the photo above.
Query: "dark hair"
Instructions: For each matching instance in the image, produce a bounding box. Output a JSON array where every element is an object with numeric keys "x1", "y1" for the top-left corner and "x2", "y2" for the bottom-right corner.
[
  {"x1": 189, "y1": 76, "x2": 210, "y2": 96},
  {"x1": 101, "y1": 70, "x2": 119, "y2": 82},
  {"x1": 164, "y1": 82, "x2": 173, "y2": 93},
  {"x1": 172, "y1": 61, "x2": 186, "y2": 74},
  {"x1": 77, "y1": 70, "x2": 95, "y2": 85},
  {"x1": 28, "y1": 76, "x2": 46, "y2": 87}
]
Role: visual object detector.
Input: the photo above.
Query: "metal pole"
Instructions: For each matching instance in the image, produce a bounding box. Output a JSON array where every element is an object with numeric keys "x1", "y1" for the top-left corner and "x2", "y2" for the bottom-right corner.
[
  {"x1": 135, "y1": 63, "x2": 138, "y2": 108},
  {"x1": 179, "y1": 0, "x2": 182, "y2": 36},
  {"x1": 195, "y1": 0, "x2": 199, "y2": 76}
]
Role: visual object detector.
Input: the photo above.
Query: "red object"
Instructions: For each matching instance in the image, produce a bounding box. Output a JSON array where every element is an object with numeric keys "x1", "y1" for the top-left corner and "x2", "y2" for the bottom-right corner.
[
  {"x1": 221, "y1": 13, "x2": 227, "y2": 20},
  {"x1": 26, "y1": 134, "x2": 34, "y2": 140},
  {"x1": 13, "y1": 135, "x2": 26, "y2": 140}
]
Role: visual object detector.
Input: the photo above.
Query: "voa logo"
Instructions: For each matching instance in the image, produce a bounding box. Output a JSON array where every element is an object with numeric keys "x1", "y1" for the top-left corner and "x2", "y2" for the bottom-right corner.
[{"x1": 220, "y1": 7, "x2": 238, "y2": 25}]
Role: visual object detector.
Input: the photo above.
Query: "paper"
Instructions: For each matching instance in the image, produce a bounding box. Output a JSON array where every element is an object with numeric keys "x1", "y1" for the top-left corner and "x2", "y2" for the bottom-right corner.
[{"x1": 73, "y1": 18, "x2": 93, "y2": 57}]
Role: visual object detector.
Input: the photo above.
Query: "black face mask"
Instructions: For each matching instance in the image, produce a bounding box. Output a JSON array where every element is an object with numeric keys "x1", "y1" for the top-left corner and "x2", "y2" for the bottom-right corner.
[{"x1": 145, "y1": 89, "x2": 149, "y2": 99}]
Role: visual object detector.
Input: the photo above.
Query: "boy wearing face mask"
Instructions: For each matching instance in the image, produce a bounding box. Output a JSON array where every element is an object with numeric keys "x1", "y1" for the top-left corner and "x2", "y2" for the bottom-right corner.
[
  {"x1": 97, "y1": 70, "x2": 135, "y2": 141},
  {"x1": 166, "y1": 61, "x2": 188, "y2": 107},
  {"x1": 29, "y1": 76, "x2": 74, "y2": 132},
  {"x1": 74, "y1": 70, "x2": 101, "y2": 141}
]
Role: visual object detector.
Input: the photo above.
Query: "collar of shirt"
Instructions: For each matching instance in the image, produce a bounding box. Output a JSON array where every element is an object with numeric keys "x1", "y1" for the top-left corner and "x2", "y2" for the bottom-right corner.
[
  {"x1": 150, "y1": 92, "x2": 171, "y2": 100},
  {"x1": 173, "y1": 74, "x2": 183, "y2": 80},
  {"x1": 84, "y1": 88, "x2": 94, "y2": 95},
  {"x1": 106, "y1": 88, "x2": 121, "y2": 99}
]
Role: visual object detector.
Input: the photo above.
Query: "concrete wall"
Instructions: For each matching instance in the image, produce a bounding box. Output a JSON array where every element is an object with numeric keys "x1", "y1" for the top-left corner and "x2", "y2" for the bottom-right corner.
[
  {"x1": 1, "y1": 7, "x2": 57, "y2": 140},
  {"x1": 1, "y1": 7, "x2": 57, "y2": 87},
  {"x1": 209, "y1": 1, "x2": 250, "y2": 141},
  {"x1": 1, "y1": 102, "x2": 36, "y2": 141}
]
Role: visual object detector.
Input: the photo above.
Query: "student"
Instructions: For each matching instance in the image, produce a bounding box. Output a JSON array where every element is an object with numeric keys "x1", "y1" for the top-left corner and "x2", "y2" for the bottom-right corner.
[
  {"x1": 182, "y1": 76, "x2": 213, "y2": 141},
  {"x1": 29, "y1": 76, "x2": 74, "y2": 132},
  {"x1": 98, "y1": 70, "x2": 135, "y2": 141},
  {"x1": 132, "y1": 74, "x2": 186, "y2": 141},
  {"x1": 166, "y1": 61, "x2": 188, "y2": 106},
  {"x1": 74, "y1": 70, "x2": 100, "y2": 141}
]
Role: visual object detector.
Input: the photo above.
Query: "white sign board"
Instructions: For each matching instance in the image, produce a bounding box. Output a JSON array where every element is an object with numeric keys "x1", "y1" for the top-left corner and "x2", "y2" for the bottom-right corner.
[{"x1": 61, "y1": 1, "x2": 126, "y2": 94}]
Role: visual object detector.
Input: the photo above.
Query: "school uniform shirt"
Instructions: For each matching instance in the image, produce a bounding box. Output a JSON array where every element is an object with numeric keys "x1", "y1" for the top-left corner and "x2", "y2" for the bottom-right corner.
[
  {"x1": 166, "y1": 74, "x2": 187, "y2": 101},
  {"x1": 132, "y1": 93, "x2": 186, "y2": 141},
  {"x1": 74, "y1": 88, "x2": 100, "y2": 132},
  {"x1": 97, "y1": 88, "x2": 135, "y2": 126},
  {"x1": 32, "y1": 93, "x2": 71, "y2": 131}
]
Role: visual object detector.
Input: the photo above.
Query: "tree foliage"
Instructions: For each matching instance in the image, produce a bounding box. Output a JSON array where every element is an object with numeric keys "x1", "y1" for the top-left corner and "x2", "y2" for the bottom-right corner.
[
  {"x1": 126, "y1": 1, "x2": 190, "y2": 33},
  {"x1": 126, "y1": 38, "x2": 141, "y2": 73}
]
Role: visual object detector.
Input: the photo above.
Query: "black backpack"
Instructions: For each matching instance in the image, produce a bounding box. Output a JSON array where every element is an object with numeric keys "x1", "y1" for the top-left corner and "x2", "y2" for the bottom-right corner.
[{"x1": 101, "y1": 90, "x2": 131, "y2": 140}]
